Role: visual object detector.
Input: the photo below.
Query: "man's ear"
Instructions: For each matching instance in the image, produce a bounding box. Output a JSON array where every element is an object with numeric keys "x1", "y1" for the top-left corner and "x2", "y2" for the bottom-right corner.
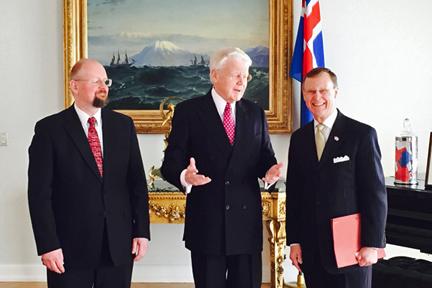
[
  {"x1": 210, "y1": 69, "x2": 218, "y2": 84},
  {"x1": 334, "y1": 87, "x2": 339, "y2": 98},
  {"x1": 69, "y1": 80, "x2": 77, "y2": 93}
]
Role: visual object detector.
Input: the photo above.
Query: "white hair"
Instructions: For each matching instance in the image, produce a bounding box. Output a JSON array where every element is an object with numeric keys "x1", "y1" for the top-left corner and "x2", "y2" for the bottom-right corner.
[{"x1": 209, "y1": 47, "x2": 252, "y2": 71}]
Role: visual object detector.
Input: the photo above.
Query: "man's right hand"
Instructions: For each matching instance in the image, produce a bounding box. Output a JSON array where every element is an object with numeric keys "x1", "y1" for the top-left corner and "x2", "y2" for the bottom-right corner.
[
  {"x1": 185, "y1": 157, "x2": 211, "y2": 186},
  {"x1": 289, "y1": 244, "x2": 303, "y2": 272},
  {"x1": 41, "y1": 248, "x2": 65, "y2": 274}
]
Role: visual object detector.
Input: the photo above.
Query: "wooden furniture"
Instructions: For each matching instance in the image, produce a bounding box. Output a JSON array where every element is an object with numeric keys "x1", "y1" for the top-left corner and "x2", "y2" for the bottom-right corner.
[
  {"x1": 370, "y1": 177, "x2": 432, "y2": 288},
  {"x1": 385, "y1": 177, "x2": 432, "y2": 252},
  {"x1": 148, "y1": 190, "x2": 287, "y2": 288}
]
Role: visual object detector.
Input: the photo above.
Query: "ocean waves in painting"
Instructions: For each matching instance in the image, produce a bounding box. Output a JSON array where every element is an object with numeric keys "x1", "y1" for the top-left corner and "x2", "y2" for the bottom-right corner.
[{"x1": 105, "y1": 65, "x2": 269, "y2": 110}]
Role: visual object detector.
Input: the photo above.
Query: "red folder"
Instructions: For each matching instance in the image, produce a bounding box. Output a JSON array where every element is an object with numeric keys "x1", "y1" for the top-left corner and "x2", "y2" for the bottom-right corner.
[{"x1": 331, "y1": 213, "x2": 385, "y2": 268}]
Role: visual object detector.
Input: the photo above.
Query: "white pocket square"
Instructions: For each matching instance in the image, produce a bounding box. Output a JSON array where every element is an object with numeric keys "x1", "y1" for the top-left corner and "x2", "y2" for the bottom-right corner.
[{"x1": 333, "y1": 155, "x2": 350, "y2": 163}]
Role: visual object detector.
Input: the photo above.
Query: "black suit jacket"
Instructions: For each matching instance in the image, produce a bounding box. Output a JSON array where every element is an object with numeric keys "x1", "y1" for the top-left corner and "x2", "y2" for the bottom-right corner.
[
  {"x1": 286, "y1": 111, "x2": 387, "y2": 273},
  {"x1": 161, "y1": 91, "x2": 277, "y2": 255},
  {"x1": 28, "y1": 106, "x2": 150, "y2": 268}
]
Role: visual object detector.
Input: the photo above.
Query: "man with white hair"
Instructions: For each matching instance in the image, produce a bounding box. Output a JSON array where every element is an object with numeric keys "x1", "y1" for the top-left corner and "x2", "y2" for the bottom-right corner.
[{"x1": 162, "y1": 47, "x2": 283, "y2": 288}]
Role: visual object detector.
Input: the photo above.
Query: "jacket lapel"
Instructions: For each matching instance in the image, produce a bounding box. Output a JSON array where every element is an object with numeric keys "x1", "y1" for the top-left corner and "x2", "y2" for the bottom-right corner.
[
  {"x1": 229, "y1": 100, "x2": 248, "y2": 162},
  {"x1": 197, "y1": 92, "x2": 232, "y2": 152},
  {"x1": 302, "y1": 122, "x2": 320, "y2": 168},
  {"x1": 232, "y1": 100, "x2": 246, "y2": 150},
  {"x1": 101, "y1": 108, "x2": 113, "y2": 181},
  {"x1": 63, "y1": 106, "x2": 103, "y2": 181}
]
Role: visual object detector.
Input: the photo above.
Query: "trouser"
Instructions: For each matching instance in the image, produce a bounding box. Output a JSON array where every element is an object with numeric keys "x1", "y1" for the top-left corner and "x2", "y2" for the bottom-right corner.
[
  {"x1": 47, "y1": 225, "x2": 133, "y2": 288},
  {"x1": 302, "y1": 249, "x2": 372, "y2": 288},
  {"x1": 191, "y1": 252, "x2": 262, "y2": 288}
]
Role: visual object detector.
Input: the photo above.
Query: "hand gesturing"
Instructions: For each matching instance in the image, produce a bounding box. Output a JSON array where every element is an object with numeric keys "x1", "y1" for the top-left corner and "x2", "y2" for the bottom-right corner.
[{"x1": 185, "y1": 157, "x2": 211, "y2": 186}]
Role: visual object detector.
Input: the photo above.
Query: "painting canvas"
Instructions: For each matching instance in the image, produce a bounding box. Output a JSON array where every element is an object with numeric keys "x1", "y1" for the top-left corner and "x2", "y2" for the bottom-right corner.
[
  {"x1": 64, "y1": 0, "x2": 292, "y2": 133},
  {"x1": 88, "y1": 0, "x2": 270, "y2": 110}
]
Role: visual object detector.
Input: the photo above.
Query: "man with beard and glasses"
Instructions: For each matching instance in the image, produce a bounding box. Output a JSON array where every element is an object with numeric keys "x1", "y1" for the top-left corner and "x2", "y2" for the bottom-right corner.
[{"x1": 28, "y1": 59, "x2": 150, "y2": 288}]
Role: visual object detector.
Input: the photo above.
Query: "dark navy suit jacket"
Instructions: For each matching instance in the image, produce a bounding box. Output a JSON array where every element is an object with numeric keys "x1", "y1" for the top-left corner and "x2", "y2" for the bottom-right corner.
[
  {"x1": 286, "y1": 110, "x2": 387, "y2": 274},
  {"x1": 161, "y1": 91, "x2": 277, "y2": 255},
  {"x1": 28, "y1": 106, "x2": 150, "y2": 268}
]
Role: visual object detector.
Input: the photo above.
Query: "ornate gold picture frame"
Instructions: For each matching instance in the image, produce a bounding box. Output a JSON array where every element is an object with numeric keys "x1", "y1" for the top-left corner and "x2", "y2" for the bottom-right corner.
[{"x1": 64, "y1": 0, "x2": 292, "y2": 133}]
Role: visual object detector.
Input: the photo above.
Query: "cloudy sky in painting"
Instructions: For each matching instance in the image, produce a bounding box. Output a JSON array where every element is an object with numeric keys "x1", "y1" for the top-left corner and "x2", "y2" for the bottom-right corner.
[{"x1": 88, "y1": 0, "x2": 269, "y2": 64}]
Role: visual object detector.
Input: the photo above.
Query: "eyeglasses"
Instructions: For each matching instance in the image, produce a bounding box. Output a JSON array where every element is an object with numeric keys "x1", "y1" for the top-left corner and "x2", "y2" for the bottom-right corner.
[
  {"x1": 226, "y1": 73, "x2": 252, "y2": 82},
  {"x1": 73, "y1": 78, "x2": 112, "y2": 87}
]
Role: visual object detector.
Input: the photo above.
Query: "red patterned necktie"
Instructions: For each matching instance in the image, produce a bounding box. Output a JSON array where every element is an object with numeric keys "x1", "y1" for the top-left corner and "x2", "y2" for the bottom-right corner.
[
  {"x1": 87, "y1": 117, "x2": 103, "y2": 176},
  {"x1": 223, "y1": 102, "x2": 235, "y2": 145}
]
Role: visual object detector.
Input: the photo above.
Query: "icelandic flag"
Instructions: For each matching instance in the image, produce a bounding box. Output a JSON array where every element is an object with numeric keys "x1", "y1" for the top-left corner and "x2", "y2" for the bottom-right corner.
[{"x1": 290, "y1": 0, "x2": 325, "y2": 126}]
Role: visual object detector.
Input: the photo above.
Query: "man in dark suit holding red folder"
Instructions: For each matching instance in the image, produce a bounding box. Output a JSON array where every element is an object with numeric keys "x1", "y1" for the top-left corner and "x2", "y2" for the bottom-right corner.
[{"x1": 285, "y1": 67, "x2": 387, "y2": 288}]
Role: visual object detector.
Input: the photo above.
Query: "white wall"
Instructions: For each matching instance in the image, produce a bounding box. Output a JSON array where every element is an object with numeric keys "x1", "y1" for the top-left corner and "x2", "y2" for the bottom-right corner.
[
  {"x1": 322, "y1": 0, "x2": 432, "y2": 176},
  {"x1": 0, "y1": 0, "x2": 64, "y2": 280},
  {"x1": 1, "y1": 0, "x2": 432, "y2": 283}
]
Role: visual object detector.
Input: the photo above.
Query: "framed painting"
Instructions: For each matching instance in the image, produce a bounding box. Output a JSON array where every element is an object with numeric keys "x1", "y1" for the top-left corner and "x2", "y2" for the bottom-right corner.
[{"x1": 64, "y1": 0, "x2": 293, "y2": 133}]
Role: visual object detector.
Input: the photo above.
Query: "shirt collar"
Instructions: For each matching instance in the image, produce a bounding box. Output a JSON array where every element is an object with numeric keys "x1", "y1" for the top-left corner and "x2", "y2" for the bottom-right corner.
[
  {"x1": 74, "y1": 103, "x2": 102, "y2": 127},
  {"x1": 314, "y1": 109, "x2": 338, "y2": 130},
  {"x1": 211, "y1": 87, "x2": 236, "y2": 119}
]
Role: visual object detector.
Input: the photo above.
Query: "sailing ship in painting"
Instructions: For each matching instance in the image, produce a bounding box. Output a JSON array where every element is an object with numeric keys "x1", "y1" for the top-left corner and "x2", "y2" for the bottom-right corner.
[
  {"x1": 190, "y1": 55, "x2": 208, "y2": 66},
  {"x1": 110, "y1": 50, "x2": 135, "y2": 67}
]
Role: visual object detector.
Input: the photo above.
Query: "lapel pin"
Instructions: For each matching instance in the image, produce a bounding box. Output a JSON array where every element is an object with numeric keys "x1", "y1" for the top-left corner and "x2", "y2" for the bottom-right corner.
[{"x1": 334, "y1": 136, "x2": 339, "y2": 141}]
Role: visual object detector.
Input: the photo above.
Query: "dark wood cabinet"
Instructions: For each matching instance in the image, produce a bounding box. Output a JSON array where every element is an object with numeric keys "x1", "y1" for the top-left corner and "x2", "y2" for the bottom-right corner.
[{"x1": 385, "y1": 177, "x2": 432, "y2": 253}]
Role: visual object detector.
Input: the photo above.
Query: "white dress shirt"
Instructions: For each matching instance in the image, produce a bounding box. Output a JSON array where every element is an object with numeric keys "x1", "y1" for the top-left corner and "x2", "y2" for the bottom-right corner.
[
  {"x1": 211, "y1": 88, "x2": 236, "y2": 122},
  {"x1": 74, "y1": 104, "x2": 104, "y2": 154},
  {"x1": 313, "y1": 109, "x2": 337, "y2": 145}
]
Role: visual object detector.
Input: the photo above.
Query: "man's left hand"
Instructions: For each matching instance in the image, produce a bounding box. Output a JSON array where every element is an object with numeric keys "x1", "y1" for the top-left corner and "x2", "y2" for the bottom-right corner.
[
  {"x1": 132, "y1": 238, "x2": 149, "y2": 262},
  {"x1": 262, "y1": 163, "x2": 283, "y2": 185},
  {"x1": 356, "y1": 247, "x2": 378, "y2": 267}
]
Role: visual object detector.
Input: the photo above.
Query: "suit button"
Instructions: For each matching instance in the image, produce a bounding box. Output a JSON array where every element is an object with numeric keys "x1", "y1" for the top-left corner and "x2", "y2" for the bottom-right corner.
[
  {"x1": 225, "y1": 180, "x2": 230, "y2": 185},
  {"x1": 242, "y1": 205, "x2": 247, "y2": 210},
  {"x1": 226, "y1": 204, "x2": 230, "y2": 210}
]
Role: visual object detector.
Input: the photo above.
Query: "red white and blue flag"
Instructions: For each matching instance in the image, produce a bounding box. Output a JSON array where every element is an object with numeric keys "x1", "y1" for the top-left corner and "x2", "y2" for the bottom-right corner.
[{"x1": 290, "y1": 0, "x2": 325, "y2": 126}]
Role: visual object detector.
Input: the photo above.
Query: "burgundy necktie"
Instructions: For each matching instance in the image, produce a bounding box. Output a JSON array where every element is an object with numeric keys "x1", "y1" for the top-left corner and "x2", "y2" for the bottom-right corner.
[
  {"x1": 223, "y1": 102, "x2": 235, "y2": 145},
  {"x1": 87, "y1": 117, "x2": 103, "y2": 176}
]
